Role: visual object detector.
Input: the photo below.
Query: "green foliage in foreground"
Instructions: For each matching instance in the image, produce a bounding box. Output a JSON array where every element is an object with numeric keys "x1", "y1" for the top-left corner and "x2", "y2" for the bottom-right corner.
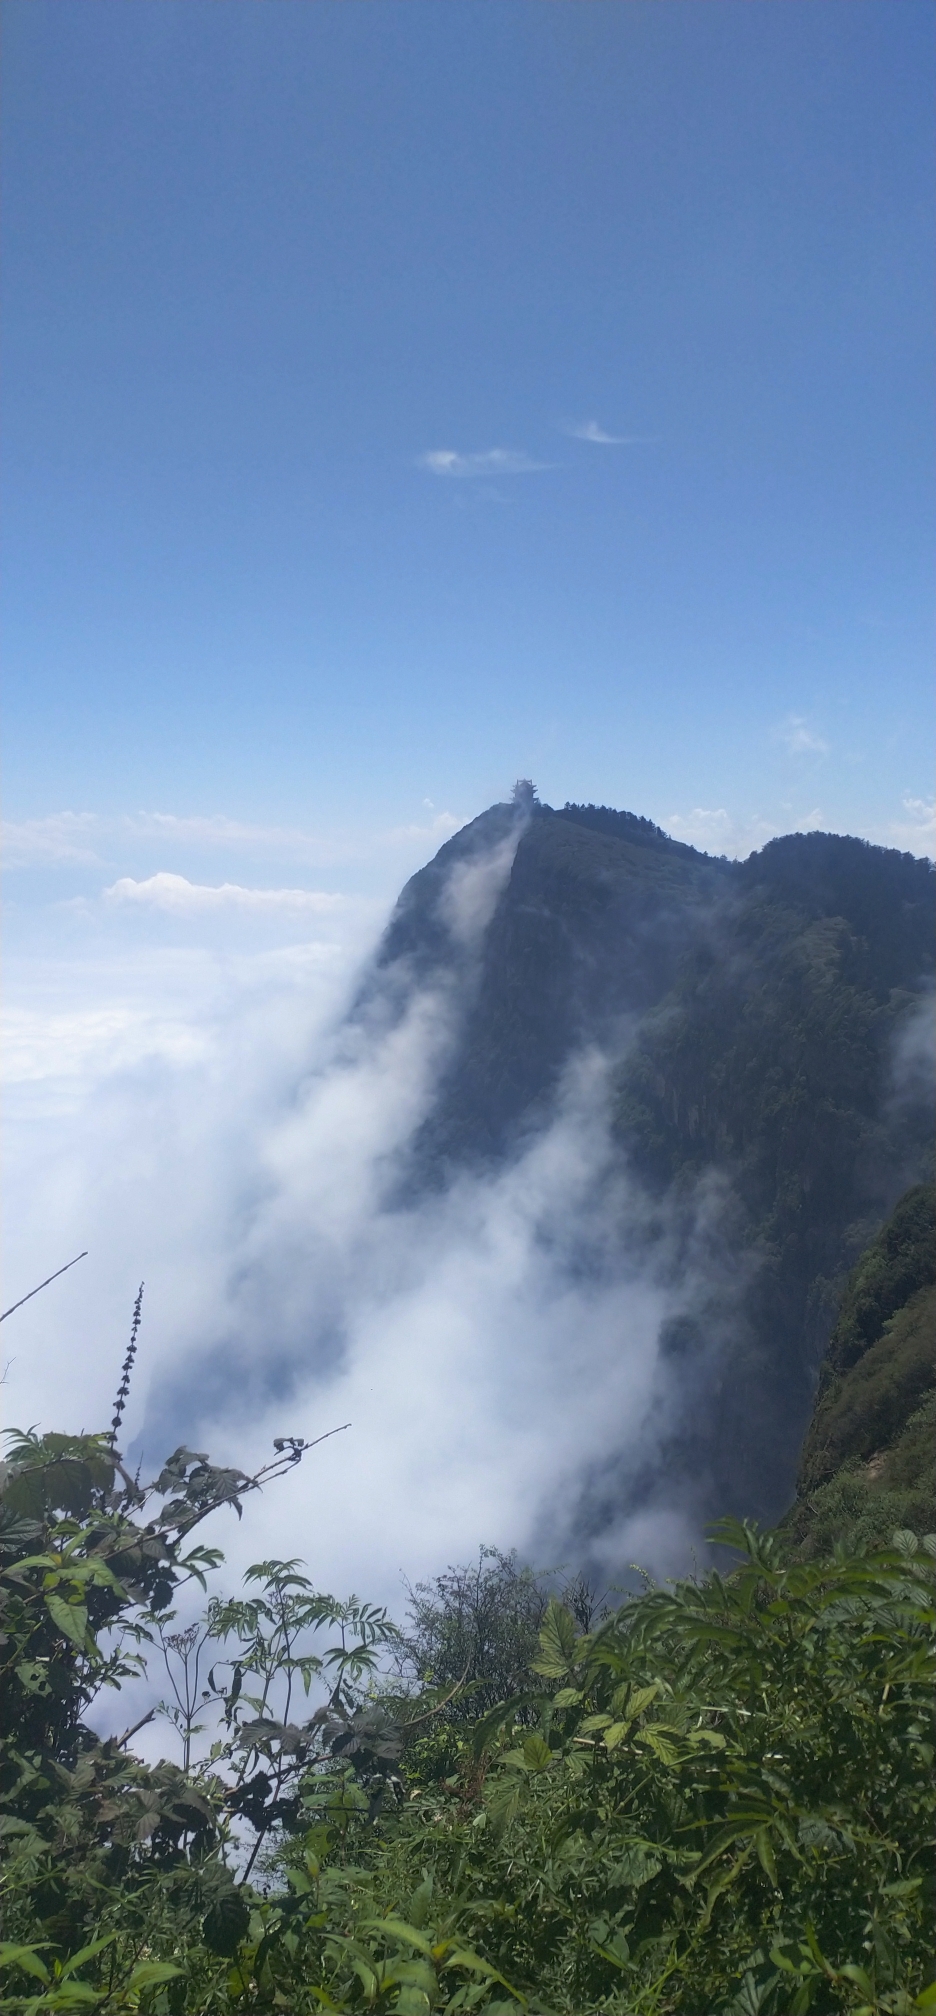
[{"x1": 1, "y1": 1426, "x2": 934, "y2": 2016}]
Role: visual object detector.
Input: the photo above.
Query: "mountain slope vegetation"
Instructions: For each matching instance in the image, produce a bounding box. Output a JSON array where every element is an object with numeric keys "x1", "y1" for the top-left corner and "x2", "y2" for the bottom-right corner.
[
  {"x1": 373, "y1": 798, "x2": 934, "y2": 1532},
  {"x1": 784, "y1": 1183, "x2": 935, "y2": 1556}
]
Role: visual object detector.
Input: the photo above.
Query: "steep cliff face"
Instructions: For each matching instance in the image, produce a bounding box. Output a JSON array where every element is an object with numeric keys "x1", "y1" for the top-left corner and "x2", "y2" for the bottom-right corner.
[{"x1": 361, "y1": 797, "x2": 935, "y2": 1534}]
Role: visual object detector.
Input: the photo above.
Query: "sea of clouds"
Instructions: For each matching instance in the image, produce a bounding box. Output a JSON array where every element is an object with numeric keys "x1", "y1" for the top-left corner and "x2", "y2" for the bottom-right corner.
[{"x1": 2, "y1": 808, "x2": 728, "y2": 1641}]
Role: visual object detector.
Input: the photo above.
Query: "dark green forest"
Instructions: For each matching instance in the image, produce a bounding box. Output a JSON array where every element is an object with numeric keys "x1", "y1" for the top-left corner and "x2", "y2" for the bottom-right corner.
[
  {"x1": 380, "y1": 804, "x2": 933, "y2": 1531},
  {"x1": 2, "y1": 1192, "x2": 934, "y2": 2016}
]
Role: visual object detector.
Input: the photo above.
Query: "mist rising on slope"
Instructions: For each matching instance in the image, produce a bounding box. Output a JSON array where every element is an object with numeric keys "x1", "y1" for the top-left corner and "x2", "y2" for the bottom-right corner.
[{"x1": 3, "y1": 819, "x2": 728, "y2": 1603}]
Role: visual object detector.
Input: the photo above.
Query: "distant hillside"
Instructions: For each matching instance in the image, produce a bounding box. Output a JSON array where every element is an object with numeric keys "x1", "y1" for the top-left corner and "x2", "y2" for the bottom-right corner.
[
  {"x1": 782, "y1": 1182, "x2": 935, "y2": 1555},
  {"x1": 361, "y1": 795, "x2": 935, "y2": 1541}
]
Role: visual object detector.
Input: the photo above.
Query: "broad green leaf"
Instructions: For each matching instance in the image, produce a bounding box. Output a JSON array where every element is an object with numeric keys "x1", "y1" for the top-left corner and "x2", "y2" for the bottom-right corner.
[
  {"x1": 359, "y1": 1918, "x2": 433, "y2": 1957},
  {"x1": 755, "y1": 1827, "x2": 779, "y2": 1886},
  {"x1": 637, "y1": 1725, "x2": 681, "y2": 1767},
  {"x1": 699, "y1": 1846, "x2": 753, "y2": 1928},
  {"x1": 40, "y1": 1987, "x2": 104, "y2": 2008},
  {"x1": 59, "y1": 1937, "x2": 116, "y2": 1979},
  {"x1": 839, "y1": 1964, "x2": 875, "y2": 1997},
  {"x1": 441, "y1": 1949, "x2": 516, "y2": 1989},
  {"x1": 125, "y1": 1962, "x2": 185, "y2": 1990},
  {"x1": 0, "y1": 1945, "x2": 51, "y2": 1985},
  {"x1": 627, "y1": 1682, "x2": 661, "y2": 1717},
  {"x1": 43, "y1": 1593, "x2": 89, "y2": 1648},
  {"x1": 521, "y1": 1733, "x2": 552, "y2": 1772}
]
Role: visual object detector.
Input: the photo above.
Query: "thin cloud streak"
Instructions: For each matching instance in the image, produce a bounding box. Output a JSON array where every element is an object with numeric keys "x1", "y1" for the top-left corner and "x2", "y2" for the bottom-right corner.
[
  {"x1": 104, "y1": 874, "x2": 347, "y2": 916},
  {"x1": 3, "y1": 809, "x2": 468, "y2": 870},
  {"x1": 564, "y1": 420, "x2": 648, "y2": 445},
  {"x1": 418, "y1": 448, "x2": 553, "y2": 478},
  {"x1": 774, "y1": 714, "x2": 829, "y2": 757},
  {"x1": 2, "y1": 812, "x2": 103, "y2": 865}
]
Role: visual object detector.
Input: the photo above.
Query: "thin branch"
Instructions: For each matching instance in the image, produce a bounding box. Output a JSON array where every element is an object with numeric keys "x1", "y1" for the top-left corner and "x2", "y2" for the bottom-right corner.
[
  {"x1": 113, "y1": 1708, "x2": 155, "y2": 1749},
  {"x1": 402, "y1": 1661, "x2": 472, "y2": 1732},
  {"x1": 0, "y1": 1252, "x2": 88, "y2": 1323}
]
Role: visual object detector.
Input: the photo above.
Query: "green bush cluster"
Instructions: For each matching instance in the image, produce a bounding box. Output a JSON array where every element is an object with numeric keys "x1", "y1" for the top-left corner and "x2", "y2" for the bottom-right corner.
[{"x1": 2, "y1": 1422, "x2": 934, "y2": 2016}]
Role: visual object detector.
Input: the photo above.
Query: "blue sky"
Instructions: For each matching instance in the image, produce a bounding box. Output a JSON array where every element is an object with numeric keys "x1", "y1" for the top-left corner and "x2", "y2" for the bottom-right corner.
[{"x1": 3, "y1": 0, "x2": 934, "y2": 874}]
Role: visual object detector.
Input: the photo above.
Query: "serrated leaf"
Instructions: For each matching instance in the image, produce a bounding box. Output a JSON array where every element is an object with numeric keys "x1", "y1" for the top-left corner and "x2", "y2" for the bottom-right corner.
[
  {"x1": 521, "y1": 1733, "x2": 552, "y2": 1772},
  {"x1": 532, "y1": 1599, "x2": 578, "y2": 1678},
  {"x1": 627, "y1": 1683, "x2": 661, "y2": 1717},
  {"x1": 637, "y1": 1726, "x2": 681, "y2": 1766}
]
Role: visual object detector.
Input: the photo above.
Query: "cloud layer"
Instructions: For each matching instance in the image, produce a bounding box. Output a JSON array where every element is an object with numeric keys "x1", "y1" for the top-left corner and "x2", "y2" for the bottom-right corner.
[
  {"x1": 2, "y1": 825, "x2": 711, "y2": 1617},
  {"x1": 105, "y1": 873, "x2": 346, "y2": 915}
]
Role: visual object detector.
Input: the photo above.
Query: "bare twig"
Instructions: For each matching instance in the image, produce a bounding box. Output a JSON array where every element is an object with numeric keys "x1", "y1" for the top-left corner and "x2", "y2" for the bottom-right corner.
[
  {"x1": 402, "y1": 1661, "x2": 472, "y2": 1732},
  {"x1": 112, "y1": 1708, "x2": 156, "y2": 1750},
  {"x1": 0, "y1": 1252, "x2": 88, "y2": 1323}
]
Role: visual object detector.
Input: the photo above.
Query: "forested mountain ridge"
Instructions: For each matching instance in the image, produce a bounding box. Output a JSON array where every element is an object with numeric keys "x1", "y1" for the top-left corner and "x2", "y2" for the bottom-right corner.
[{"x1": 370, "y1": 795, "x2": 934, "y2": 1534}]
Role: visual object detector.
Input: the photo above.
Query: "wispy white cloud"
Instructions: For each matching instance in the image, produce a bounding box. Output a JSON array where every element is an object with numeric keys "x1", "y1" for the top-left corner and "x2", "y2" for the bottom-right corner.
[
  {"x1": 564, "y1": 419, "x2": 645, "y2": 445},
  {"x1": 663, "y1": 805, "x2": 824, "y2": 859},
  {"x1": 136, "y1": 813, "x2": 322, "y2": 849},
  {"x1": 384, "y1": 812, "x2": 463, "y2": 846},
  {"x1": 418, "y1": 447, "x2": 552, "y2": 479},
  {"x1": 667, "y1": 795, "x2": 936, "y2": 863},
  {"x1": 2, "y1": 1002, "x2": 212, "y2": 1085},
  {"x1": 774, "y1": 714, "x2": 829, "y2": 757},
  {"x1": 883, "y1": 795, "x2": 936, "y2": 859},
  {"x1": 3, "y1": 808, "x2": 468, "y2": 871},
  {"x1": 664, "y1": 807, "x2": 776, "y2": 857},
  {"x1": 104, "y1": 873, "x2": 347, "y2": 915},
  {"x1": 2, "y1": 811, "x2": 335, "y2": 868},
  {"x1": 2, "y1": 812, "x2": 103, "y2": 865}
]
